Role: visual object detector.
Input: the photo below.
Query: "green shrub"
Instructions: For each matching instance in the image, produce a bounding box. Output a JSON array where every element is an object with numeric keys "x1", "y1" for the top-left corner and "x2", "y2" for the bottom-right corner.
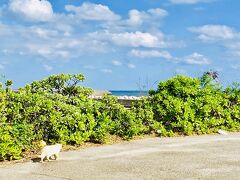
[
  {"x1": 0, "y1": 73, "x2": 239, "y2": 161},
  {"x1": 99, "y1": 95, "x2": 145, "y2": 139},
  {"x1": 0, "y1": 122, "x2": 34, "y2": 160},
  {"x1": 148, "y1": 75, "x2": 240, "y2": 135}
]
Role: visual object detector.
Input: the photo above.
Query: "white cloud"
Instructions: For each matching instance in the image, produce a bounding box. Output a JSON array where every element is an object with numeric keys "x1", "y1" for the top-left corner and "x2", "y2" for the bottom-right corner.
[
  {"x1": 169, "y1": 0, "x2": 211, "y2": 4},
  {"x1": 126, "y1": 8, "x2": 168, "y2": 26},
  {"x1": 110, "y1": 31, "x2": 165, "y2": 48},
  {"x1": 112, "y1": 60, "x2": 136, "y2": 69},
  {"x1": 189, "y1": 25, "x2": 240, "y2": 57},
  {"x1": 65, "y1": 2, "x2": 120, "y2": 21},
  {"x1": 127, "y1": 64, "x2": 136, "y2": 69},
  {"x1": 0, "y1": 20, "x2": 112, "y2": 58},
  {"x1": 43, "y1": 64, "x2": 53, "y2": 71},
  {"x1": 9, "y1": 0, "x2": 53, "y2": 22},
  {"x1": 147, "y1": 8, "x2": 168, "y2": 17},
  {"x1": 127, "y1": 9, "x2": 145, "y2": 26},
  {"x1": 101, "y1": 68, "x2": 112, "y2": 73},
  {"x1": 0, "y1": 1, "x2": 175, "y2": 67},
  {"x1": 89, "y1": 31, "x2": 166, "y2": 48},
  {"x1": 0, "y1": 23, "x2": 110, "y2": 60},
  {"x1": 130, "y1": 49, "x2": 173, "y2": 59},
  {"x1": 183, "y1": 52, "x2": 210, "y2": 65},
  {"x1": 188, "y1": 25, "x2": 238, "y2": 41},
  {"x1": 55, "y1": 39, "x2": 80, "y2": 49},
  {"x1": 27, "y1": 44, "x2": 72, "y2": 60},
  {"x1": 30, "y1": 27, "x2": 58, "y2": 39},
  {"x1": 112, "y1": 60, "x2": 122, "y2": 66}
]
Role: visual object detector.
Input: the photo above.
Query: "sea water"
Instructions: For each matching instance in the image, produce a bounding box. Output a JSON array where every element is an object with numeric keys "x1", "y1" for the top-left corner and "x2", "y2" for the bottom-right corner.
[{"x1": 109, "y1": 90, "x2": 148, "y2": 97}]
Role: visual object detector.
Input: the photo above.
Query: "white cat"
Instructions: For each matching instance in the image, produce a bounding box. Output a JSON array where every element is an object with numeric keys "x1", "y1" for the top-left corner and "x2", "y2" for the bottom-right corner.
[{"x1": 40, "y1": 143, "x2": 62, "y2": 163}]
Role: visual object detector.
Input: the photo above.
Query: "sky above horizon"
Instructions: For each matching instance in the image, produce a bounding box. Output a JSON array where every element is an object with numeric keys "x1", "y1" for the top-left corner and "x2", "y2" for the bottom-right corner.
[{"x1": 0, "y1": 0, "x2": 240, "y2": 90}]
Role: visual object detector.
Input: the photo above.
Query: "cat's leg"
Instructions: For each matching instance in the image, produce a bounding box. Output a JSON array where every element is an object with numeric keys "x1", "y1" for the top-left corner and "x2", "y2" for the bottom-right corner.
[
  {"x1": 40, "y1": 154, "x2": 45, "y2": 163},
  {"x1": 54, "y1": 153, "x2": 59, "y2": 160},
  {"x1": 46, "y1": 156, "x2": 50, "y2": 161}
]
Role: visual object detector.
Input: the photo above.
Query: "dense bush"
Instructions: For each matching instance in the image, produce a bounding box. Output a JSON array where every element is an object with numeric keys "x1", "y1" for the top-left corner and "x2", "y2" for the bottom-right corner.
[
  {"x1": 0, "y1": 73, "x2": 149, "y2": 160},
  {"x1": 0, "y1": 74, "x2": 97, "y2": 160},
  {"x1": 99, "y1": 95, "x2": 145, "y2": 140},
  {"x1": 0, "y1": 72, "x2": 239, "y2": 161},
  {"x1": 149, "y1": 75, "x2": 240, "y2": 136}
]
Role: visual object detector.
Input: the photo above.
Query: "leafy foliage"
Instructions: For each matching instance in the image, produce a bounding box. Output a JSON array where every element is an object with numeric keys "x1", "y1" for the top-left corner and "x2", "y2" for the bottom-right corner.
[
  {"x1": 149, "y1": 75, "x2": 240, "y2": 136},
  {"x1": 26, "y1": 73, "x2": 92, "y2": 97},
  {"x1": 99, "y1": 95, "x2": 144, "y2": 140},
  {"x1": 0, "y1": 72, "x2": 239, "y2": 161}
]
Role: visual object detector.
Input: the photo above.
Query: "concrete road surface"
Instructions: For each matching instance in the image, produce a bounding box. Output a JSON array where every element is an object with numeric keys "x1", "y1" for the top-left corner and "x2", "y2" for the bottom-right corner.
[{"x1": 1, "y1": 133, "x2": 240, "y2": 180}]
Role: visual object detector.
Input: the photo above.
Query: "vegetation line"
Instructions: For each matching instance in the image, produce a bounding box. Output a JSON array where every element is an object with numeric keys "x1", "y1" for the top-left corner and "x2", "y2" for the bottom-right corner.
[{"x1": 0, "y1": 71, "x2": 239, "y2": 161}]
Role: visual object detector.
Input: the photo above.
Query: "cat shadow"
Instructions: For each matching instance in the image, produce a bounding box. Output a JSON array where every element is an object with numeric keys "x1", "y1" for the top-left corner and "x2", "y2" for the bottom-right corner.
[
  {"x1": 31, "y1": 156, "x2": 57, "y2": 163},
  {"x1": 31, "y1": 157, "x2": 41, "y2": 163}
]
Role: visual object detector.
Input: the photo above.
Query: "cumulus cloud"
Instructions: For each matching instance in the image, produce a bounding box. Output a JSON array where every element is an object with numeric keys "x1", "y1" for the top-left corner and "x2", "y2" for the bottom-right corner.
[
  {"x1": 183, "y1": 52, "x2": 210, "y2": 65},
  {"x1": 112, "y1": 60, "x2": 122, "y2": 66},
  {"x1": 111, "y1": 60, "x2": 136, "y2": 69},
  {"x1": 127, "y1": 9, "x2": 145, "y2": 26},
  {"x1": 169, "y1": 0, "x2": 211, "y2": 4},
  {"x1": 89, "y1": 31, "x2": 166, "y2": 48},
  {"x1": 30, "y1": 27, "x2": 59, "y2": 39},
  {"x1": 65, "y1": 2, "x2": 120, "y2": 21},
  {"x1": 188, "y1": 25, "x2": 238, "y2": 41},
  {"x1": 189, "y1": 24, "x2": 240, "y2": 57},
  {"x1": 0, "y1": 20, "x2": 113, "y2": 61},
  {"x1": 130, "y1": 50, "x2": 210, "y2": 65},
  {"x1": 25, "y1": 39, "x2": 80, "y2": 60},
  {"x1": 147, "y1": 8, "x2": 168, "y2": 17},
  {"x1": 126, "y1": 8, "x2": 168, "y2": 26},
  {"x1": 130, "y1": 49, "x2": 173, "y2": 59},
  {"x1": 8, "y1": 0, "x2": 53, "y2": 22},
  {"x1": 111, "y1": 31, "x2": 163, "y2": 47},
  {"x1": 30, "y1": 46, "x2": 70, "y2": 59},
  {"x1": 127, "y1": 64, "x2": 136, "y2": 69},
  {"x1": 0, "y1": 0, "x2": 176, "y2": 71}
]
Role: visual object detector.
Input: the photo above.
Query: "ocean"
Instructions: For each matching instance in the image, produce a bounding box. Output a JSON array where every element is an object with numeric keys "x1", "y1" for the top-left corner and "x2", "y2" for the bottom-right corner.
[{"x1": 109, "y1": 90, "x2": 148, "y2": 97}]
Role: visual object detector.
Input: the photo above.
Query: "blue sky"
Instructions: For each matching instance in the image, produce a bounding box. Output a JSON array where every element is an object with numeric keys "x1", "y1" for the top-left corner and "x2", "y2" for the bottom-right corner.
[{"x1": 0, "y1": 0, "x2": 240, "y2": 90}]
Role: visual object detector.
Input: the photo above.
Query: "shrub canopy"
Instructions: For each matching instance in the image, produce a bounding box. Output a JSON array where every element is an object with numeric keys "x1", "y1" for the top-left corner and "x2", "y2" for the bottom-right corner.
[{"x1": 0, "y1": 73, "x2": 239, "y2": 160}]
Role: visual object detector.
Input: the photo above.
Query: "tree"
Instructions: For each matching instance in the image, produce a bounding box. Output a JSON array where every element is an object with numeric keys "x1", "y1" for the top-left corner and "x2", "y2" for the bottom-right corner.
[
  {"x1": 200, "y1": 70, "x2": 219, "y2": 88},
  {"x1": 26, "y1": 73, "x2": 93, "y2": 97}
]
